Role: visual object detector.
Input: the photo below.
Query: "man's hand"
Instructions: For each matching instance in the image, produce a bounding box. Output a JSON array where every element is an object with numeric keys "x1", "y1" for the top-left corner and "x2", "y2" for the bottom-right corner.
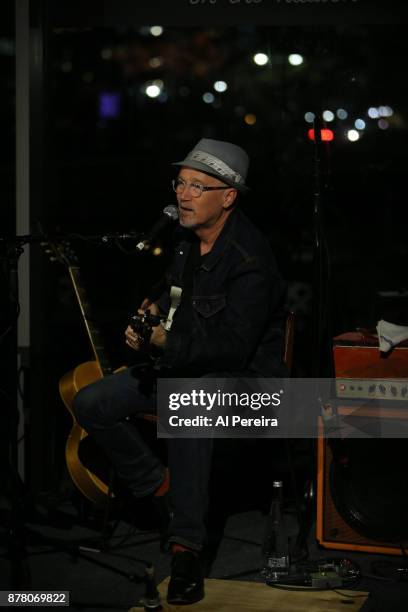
[
  {"x1": 125, "y1": 299, "x2": 156, "y2": 350},
  {"x1": 140, "y1": 301, "x2": 167, "y2": 349},
  {"x1": 125, "y1": 300, "x2": 166, "y2": 350},
  {"x1": 125, "y1": 324, "x2": 142, "y2": 351}
]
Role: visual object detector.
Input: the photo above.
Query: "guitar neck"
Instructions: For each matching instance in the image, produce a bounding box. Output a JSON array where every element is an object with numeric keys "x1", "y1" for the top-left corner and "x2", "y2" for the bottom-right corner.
[{"x1": 68, "y1": 266, "x2": 112, "y2": 377}]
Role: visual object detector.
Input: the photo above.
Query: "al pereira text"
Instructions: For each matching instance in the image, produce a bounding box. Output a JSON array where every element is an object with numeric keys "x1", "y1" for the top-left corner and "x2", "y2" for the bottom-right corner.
[{"x1": 168, "y1": 415, "x2": 278, "y2": 427}]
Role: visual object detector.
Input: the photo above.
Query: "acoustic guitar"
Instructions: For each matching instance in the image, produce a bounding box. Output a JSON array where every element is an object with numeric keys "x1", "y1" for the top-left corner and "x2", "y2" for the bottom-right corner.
[{"x1": 45, "y1": 241, "x2": 122, "y2": 506}]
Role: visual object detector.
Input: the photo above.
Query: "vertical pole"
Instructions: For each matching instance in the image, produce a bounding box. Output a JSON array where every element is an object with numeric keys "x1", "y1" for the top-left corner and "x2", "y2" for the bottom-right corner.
[
  {"x1": 16, "y1": 0, "x2": 51, "y2": 493},
  {"x1": 15, "y1": 0, "x2": 30, "y2": 481},
  {"x1": 311, "y1": 114, "x2": 334, "y2": 379},
  {"x1": 28, "y1": 0, "x2": 50, "y2": 493},
  {"x1": 312, "y1": 113, "x2": 324, "y2": 378}
]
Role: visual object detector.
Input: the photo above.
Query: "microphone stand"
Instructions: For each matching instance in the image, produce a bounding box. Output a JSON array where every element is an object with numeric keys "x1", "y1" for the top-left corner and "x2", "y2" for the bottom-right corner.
[
  {"x1": 311, "y1": 113, "x2": 333, "y2": 379},
  {"x1": 290, "y1": 114, "x2": 336, "y2": 562}
]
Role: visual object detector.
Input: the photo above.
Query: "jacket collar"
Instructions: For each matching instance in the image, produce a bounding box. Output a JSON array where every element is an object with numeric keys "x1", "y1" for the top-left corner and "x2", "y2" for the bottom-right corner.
[{"x1": 200, "y1": 209, "x2": 238, "y2": 271}]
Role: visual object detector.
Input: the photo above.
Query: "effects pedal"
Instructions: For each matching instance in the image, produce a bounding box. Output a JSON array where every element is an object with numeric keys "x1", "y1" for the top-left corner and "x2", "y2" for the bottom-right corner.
[{"x1": 264, "y1": 557, "x2": 361, "y2": 588}]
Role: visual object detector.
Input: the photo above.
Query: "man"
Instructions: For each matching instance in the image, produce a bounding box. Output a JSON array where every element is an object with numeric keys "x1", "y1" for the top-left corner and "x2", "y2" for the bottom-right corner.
[{"x1": 73, "y1": 138, "x2": 286, "y2": 605}]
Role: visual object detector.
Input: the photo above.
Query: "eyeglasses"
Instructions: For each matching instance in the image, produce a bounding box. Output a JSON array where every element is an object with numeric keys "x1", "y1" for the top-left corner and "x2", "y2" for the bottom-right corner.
[{"x1": 172, "y1": 177, "x2": 229, "y2": 198}]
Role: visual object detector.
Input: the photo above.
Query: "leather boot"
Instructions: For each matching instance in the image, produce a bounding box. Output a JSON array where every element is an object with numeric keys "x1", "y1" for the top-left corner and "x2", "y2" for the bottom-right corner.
[{"x1": 167, "y1": 550, "x2": 204, "y2": 605}]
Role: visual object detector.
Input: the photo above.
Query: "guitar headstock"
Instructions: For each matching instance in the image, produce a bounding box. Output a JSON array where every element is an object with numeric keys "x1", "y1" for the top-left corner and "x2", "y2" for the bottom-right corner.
[{"x1": 42, "y1": 240, "x2": 79, "y2": 268}]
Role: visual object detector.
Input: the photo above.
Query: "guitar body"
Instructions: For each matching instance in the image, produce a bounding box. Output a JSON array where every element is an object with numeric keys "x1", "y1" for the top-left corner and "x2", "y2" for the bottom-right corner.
[
  {"x1": 45, "y1": 242, "x2": 151, "y2": 506},
  {"x1": 59, "y1": 360, "x2": 110, "y2": 506}
]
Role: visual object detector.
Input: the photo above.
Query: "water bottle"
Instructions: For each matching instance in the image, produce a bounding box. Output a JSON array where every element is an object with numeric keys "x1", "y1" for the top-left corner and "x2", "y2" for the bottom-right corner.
[{"x1": 262, "y1": 480, "x2": 290, "y2": 583}]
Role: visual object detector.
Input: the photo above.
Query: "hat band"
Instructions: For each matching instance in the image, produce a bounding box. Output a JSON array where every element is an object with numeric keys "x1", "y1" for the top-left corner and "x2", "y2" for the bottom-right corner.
[{"x1": 188, "y1": 150, "x2": 242, "y2": 184}]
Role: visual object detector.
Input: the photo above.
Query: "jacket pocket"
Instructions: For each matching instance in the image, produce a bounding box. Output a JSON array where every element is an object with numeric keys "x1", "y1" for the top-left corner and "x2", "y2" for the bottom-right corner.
[{"x1": 192, "y1": 294, "x2": 226, "y2": 318}]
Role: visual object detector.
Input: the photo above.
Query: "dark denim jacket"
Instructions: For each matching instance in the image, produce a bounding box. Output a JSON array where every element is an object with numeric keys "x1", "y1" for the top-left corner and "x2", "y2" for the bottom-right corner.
[{"x1": 155, "y1": 209, "x2": 287, "y2": 377}]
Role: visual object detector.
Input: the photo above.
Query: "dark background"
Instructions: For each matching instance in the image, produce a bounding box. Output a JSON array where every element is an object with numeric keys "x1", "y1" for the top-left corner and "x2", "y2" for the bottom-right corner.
[{"x1": 1, "y1": 0, "x2": 408, "y2": 494}]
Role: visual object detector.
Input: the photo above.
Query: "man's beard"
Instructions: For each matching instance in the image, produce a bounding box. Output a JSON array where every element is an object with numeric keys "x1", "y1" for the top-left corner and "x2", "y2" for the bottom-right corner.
[{"x1": 179, "y1": 217, "x2": 199, "y2": 229}]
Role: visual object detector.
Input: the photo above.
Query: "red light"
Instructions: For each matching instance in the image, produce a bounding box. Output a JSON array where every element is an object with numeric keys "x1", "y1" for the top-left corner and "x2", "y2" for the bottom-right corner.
[{"x1": 308, "y1": 128, "x2": 334, "y2": 142}]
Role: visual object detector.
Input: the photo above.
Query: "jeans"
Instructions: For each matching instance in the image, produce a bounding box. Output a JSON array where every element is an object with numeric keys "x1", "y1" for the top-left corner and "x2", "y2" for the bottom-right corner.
[{"x1": 72, "y1": 366, "x2": 212, "y2": 551}]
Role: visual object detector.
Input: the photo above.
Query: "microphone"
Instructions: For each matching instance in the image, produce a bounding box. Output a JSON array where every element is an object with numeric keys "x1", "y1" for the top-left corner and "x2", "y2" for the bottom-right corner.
[{"x1": 136, "y1": 205, "x2": 179, "y2": 251}]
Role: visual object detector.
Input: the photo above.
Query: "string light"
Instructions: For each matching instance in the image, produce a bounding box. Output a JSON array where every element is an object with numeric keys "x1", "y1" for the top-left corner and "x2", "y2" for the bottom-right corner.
[
  {"x1": 336, "y1": 109, "x2": 348, "y2": 119},
  {"x1": 347, "y1": 129, "x2": 360, "y2": 142},
  {"x1": 379, "y1": 106, "x2": 393, "y2": 117},
  {"x1": 323, "y1": 110, "x2": 334, "y2": 122},
  {"x1": 288, "y1": 54, "x2": 303, "y2": 66},
  {"x1": 378, "y1": 119, "x2": 389, "y2": 130},
  {"x1": 304, "y1": 112, "x2": 315, "y2": 123},
  {"x1": 244, "y1": 114, "x2": 257, "y2": 125},
  {"x1": 149, "y1": 57, "x2": 163, "y2": 68},
  {"x1": 150, "y1": 26, "x2": 163, "y2": 37},
  {"x1": 308, "y1": 129, "x2": 334, "y2": 142},
  {"x1": 202, "y1": 92, "x2": 215, "y2": 104},
  {"x1": 368, "y1": 107, "x2": 380, "y2": 119},
  {"x1": 253, "y1": 53, "x2": 269, "y2": 66},
  {"x1": 355, "y1": 119, "x2": 366, "y2": 130},
  {"x1": 214, "y1": 81, "x2": 228, "y2": 93},
  {"x1": 145, "y1": 81, "x2": 163, "y2": 98}
]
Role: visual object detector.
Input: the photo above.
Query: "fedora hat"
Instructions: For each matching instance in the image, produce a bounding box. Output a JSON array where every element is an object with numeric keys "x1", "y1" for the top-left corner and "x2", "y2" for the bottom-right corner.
[{"x1": 172, "y1": 138, "x2": 250, "y2": 193}]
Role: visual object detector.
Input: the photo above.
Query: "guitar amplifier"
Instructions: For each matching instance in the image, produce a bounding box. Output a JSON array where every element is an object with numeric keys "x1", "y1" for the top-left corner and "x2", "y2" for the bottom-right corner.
[
  {"x1": 316, "y1": 331, "x2": 408, "y2": 556},
  {"x1": 333, "y1": 331, "x2": 408, "y2": 401}
]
